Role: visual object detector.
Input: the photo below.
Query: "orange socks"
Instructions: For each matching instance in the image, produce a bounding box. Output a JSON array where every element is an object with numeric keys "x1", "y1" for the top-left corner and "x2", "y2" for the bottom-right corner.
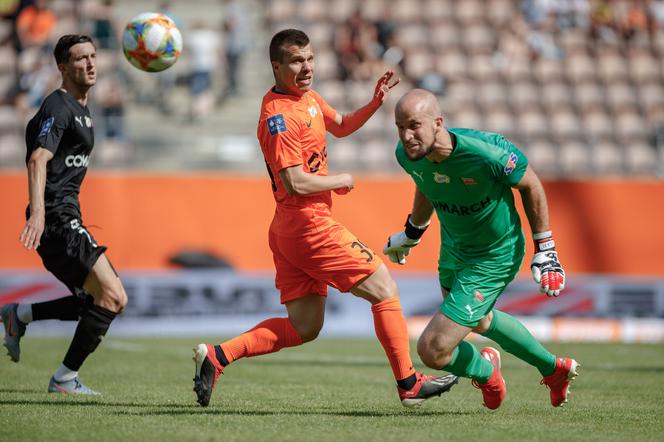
[
  {"x1": 218, "y1": 298, "x2": 414, "y2": 383},
  {"x1": 220, "y1": 317, "x2": 303, "y2": 364},
  {"x1": 371, "y1": 297, "x2": 416, "y2": 381}
]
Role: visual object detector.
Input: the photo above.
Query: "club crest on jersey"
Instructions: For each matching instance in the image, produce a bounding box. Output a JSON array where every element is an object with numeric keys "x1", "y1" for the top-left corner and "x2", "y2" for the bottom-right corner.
[
  {"x1": 433, "y1": 172, "x2": 450, "y2": 184},
  {"x1": 504, "y1": 152, "x2": 518, "y2": 175},
  {"x1": 267, "y1": 114, "x2": 287, "y2": 135},
  {"x1": 308, "y1": 105, "x2": 318, "y2": 118},
  {"x1": 38, "y1": 117, "x2": 54, "y2": 137}
]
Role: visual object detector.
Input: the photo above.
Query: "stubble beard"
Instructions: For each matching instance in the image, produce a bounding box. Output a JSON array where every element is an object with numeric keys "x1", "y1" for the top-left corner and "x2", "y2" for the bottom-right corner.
[{"x1": 407, "y1": 142, "x2": 435, "y2": 162}]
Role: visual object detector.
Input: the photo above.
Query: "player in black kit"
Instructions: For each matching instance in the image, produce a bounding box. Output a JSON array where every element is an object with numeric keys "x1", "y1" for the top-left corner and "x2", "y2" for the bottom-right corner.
[{"x1": 1, "y1": 35, "x2": 128, "y2": 395}]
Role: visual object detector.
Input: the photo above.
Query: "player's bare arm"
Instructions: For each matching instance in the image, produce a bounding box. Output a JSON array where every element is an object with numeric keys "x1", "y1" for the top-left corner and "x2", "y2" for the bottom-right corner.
[
  {"x1": 514, "y1": 164, "x2": 565, "y2": 297},
  {"x1": 279, "y1": 165, "x2": 353, "y2": 196},
  {"x1": 410, "y1": 187, "x2": 434, "y2": 227},
  {"x1": 513, "y1": 165, "x2": 550, "y2": 233},
  {"x1": 326, "y1": 70, "x2": 400, "y2": 138},
  {"x1": 20, "y1": 147, "x2": 53, "y2": 250}
]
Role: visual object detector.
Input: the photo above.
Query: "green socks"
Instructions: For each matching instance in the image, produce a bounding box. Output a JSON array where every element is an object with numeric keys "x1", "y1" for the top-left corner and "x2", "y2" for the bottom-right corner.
[
  {"x1": 443, "y1": 340, "x2": 494, "y2": 384},
  {"x1": 441, "y1": 310, "x2": 556, "y2": 381},
  {"x1": 482, "y1": 309, "x2": 556, "y2": 376}
]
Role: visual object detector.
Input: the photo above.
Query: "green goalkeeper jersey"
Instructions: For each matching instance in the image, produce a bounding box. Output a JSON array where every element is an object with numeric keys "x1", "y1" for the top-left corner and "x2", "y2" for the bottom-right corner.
[{"x1": 396, "y1": 128, "x2": 529, "y2": 264}]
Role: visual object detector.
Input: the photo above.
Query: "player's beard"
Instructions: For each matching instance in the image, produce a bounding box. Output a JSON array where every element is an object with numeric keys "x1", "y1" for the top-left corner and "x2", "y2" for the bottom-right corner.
[{"x1": 406, "y1": 141, "x2": 434, "y2": 162}]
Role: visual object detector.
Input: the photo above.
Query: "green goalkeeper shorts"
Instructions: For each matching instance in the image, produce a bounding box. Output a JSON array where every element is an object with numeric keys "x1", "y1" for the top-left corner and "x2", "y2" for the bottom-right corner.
[{"x1": 438, "y1": 257, "x2": 522, "y2": 327}]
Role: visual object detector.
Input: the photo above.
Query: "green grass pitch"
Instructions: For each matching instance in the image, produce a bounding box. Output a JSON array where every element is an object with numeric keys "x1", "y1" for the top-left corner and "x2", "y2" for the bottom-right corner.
[{"x1": 1, "y1": 338, "x2": 663, "y2": 441}]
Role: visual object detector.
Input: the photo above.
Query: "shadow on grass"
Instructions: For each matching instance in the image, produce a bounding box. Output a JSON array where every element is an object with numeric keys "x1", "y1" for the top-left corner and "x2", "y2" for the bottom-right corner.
[
  {"x1": 109, "y1": 408, "x2": 476, "y2": 418},
  {"x1": 0, "y1": 388, "x2": 46, "y2": 394},
  {"x1": 0, "y1": 399, "x2": 194, "y2": 408},
  {"x1": 0, "y1": 398, "x2": 476, "y2": 417}
]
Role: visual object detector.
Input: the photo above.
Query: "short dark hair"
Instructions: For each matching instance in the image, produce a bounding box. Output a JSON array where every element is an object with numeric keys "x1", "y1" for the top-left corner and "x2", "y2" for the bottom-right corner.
[
  {"x1": 269, "y1": 29, "x2": 309, "y2": 62},
  {"x1": 53, "y1": 34, "x2": 95, "y2": 65}
]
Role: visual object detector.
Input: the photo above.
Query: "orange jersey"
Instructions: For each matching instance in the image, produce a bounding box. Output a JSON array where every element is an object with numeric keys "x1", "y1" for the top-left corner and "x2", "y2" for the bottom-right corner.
[
  {"x1": 258, "y1": 87, "x2": 383, "y2": 301},
  {"x1": 257, "y1": 88, "x2": 338, "y2": 214}
]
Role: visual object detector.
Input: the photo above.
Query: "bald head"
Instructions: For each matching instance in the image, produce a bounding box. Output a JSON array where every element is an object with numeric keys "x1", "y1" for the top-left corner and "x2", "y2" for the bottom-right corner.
[
  {"x1": 394, "y1": 89, "x2": 447, "y2": 161},
  {"x1": 395, "y1": 88, "x2": 441, "y2": 119}
]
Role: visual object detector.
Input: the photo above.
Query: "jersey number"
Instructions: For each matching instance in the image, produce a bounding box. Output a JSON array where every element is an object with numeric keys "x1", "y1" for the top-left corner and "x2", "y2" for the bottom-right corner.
[
  {"x1": 351, "y1": 240, "x2": 374, "y2": 262},
  {"x1": 307, "y1": 146, "x2": 327, "y2": 173}
]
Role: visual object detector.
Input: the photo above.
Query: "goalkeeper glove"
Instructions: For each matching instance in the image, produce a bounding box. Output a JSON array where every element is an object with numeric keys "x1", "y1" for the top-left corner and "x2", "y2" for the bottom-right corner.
[
  {"x1": 530, "y1": 231, "x2": 565, "y2": 297},
  {"x1": 383, "y1": 215, "x2": 429, "y2": 265}
]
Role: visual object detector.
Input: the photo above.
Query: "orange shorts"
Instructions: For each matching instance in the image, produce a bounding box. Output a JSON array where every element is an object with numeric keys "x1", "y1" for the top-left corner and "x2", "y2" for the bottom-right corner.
[{"x1": 268, "y1": 213, "x2": 382, "y2": 304}]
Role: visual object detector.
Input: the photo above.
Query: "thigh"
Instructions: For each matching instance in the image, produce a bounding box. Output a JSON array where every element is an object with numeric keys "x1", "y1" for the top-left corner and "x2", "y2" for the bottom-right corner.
[
  {"x1": 439, "y1": 260, "x2": 518, "y2": 327},
  {"x1": 83, "y1": 253, "x2": 124, "y2": 300},
  {"x1": 37, "y1": 218, "x2": 107, "y2": 296},
  {"x1": 419, "y1": 309, "x2": 473, "y2": 355},
  {"x1": 270, "y1": 230, "x2": 328, "y2": 304},
  {"x1": 294, "y1": 220, "x2": 382, "y2": 293},
  {"x1": 349, "y1": 263, "x2": 397, "y2": 303}
]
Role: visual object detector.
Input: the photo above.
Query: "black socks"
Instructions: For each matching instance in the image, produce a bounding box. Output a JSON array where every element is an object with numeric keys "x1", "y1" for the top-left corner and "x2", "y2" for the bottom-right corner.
[
  {"x1": 63, "y1": 303, "x2": 116, "y2": 371},
  {"x1": 397, "y1": 373, "x2": 417, "y2": 390},
  {"x1": 214, "y1": 345, "x2": 229, "y2": 367},
  {"x1": 32, "y1": 295, "x2": 87, "y2": 321}
]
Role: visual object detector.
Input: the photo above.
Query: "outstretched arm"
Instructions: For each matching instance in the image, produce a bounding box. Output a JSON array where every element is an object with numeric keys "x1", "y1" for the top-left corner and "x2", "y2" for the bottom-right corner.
[
  {"x1": 20, "y1": 147, "x2": 53, "y2": 250},
  {"x1": 326, "y1": 70, "x2": 399, "y2": 138}
]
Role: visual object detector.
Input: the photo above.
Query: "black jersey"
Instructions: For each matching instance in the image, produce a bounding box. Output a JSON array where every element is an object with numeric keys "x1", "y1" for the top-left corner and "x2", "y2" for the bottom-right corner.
[{"x1": 25, "y1": 89, "x2": 95, "y2": 220}]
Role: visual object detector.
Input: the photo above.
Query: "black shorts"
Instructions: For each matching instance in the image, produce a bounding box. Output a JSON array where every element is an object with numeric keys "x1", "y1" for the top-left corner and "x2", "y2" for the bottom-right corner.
[{"x1": 36, "y1": 217, "x2": 107, "y2": 296}]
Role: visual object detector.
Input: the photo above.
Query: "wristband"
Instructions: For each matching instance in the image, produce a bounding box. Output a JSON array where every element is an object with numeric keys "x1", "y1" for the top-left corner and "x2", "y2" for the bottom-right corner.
[
  {"x1": 404, "y1": 214, "x2": 429, "y2": 240},
  {"x1": 533, "y1": 230, "x2": 556, "y2": 252}
]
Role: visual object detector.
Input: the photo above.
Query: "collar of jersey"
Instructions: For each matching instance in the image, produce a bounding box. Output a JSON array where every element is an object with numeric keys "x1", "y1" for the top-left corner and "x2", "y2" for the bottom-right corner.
[{"x1": 270, "y1": 86, "x2": 307, "y2": 101}]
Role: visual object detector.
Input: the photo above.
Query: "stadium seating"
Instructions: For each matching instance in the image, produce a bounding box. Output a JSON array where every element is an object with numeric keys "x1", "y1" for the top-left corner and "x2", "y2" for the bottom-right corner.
[
  {"x1": 0, "y1": 0, "x2": 662, "y2": 178},
  {"x1": 266, "y1": 0, "x2": 664, "y2": 177}
]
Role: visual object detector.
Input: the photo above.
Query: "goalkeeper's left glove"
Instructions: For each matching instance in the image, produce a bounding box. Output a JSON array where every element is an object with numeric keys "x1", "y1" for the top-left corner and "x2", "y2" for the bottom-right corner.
[
  {"x1": 382, "y1": 215, "x2": 429, "y2": 265},
  {"x1": 530, "y1": 231, "x2": 565, "y2": 297}
]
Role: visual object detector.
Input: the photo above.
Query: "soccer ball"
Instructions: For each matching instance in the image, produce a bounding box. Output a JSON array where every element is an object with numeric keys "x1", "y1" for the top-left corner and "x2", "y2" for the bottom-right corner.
[{"x1": 122, "y1": 12, "x2": 182, "y2": 72}]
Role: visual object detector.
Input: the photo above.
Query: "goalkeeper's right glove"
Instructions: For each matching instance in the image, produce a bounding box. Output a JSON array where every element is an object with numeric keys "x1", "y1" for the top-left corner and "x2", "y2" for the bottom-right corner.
[{"x1": 382, "y1": 215, "x2": 429, "y2": 265}]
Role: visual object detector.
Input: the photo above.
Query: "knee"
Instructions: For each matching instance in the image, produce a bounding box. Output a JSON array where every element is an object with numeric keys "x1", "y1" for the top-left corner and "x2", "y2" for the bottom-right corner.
[
  {"x1": 417, "y1": 334, "x2": 454, "y2": 369},
  {"x1": 367, "y1": 276, "x2": 399, "y2": 304},
  {"x1": 290, "y1": 316, "x2": 324, "y2": 343},
  {"x1": 101, "y1": 285, "x2": 128, "y2": 314},
  {"x1": 296, "y1": 321, "x2": 323, "y2": 343},
  {"x1": 117, "y1": 291, "x2": 128, "y2": 314},
  {"x1": 473, "y1": 311, "x2": 494, "y2": 335}
]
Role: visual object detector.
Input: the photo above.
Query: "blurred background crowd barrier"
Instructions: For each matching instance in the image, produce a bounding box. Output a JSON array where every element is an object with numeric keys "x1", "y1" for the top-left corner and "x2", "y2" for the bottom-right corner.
[{"x1": 1, "y1": 0, "x2": 662, "y2": 340}]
